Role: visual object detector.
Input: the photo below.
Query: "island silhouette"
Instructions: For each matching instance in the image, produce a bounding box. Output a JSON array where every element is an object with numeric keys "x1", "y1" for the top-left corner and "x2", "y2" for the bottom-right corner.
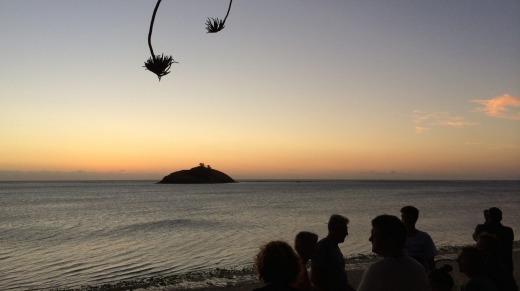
[{"x1": 158, "y1": 163, "x2": 236, "y2": 184}]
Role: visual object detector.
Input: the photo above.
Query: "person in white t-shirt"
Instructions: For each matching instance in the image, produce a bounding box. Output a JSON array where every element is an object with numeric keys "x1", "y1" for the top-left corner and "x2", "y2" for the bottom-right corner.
[
  {"x1": 357, "y1": 214, "x2": 427, "y2": 291},
  {"x1": 401, "y1": 205, "x2": 438, "y2": 272}
]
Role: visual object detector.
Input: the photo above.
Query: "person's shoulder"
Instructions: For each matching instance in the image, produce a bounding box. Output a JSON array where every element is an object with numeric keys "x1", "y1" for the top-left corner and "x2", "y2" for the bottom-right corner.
[
  {"x1": 416, "y1": 229, "x2": 432, "y2": 237},
  {"x1": 501, "y1": 225, "x2": 514, "y2": 233},
  {"x1": 317, "y1": 238, "x2": 333, "y2": 249},
  {"x1": 368, "y1": 256, "x2": 423, "y2": 272},
  {"x1": 395, "y1": 255, "x2": 427, "y2": 272},
  {"x1": 316, "y1": 238, "x2": 327, "y2": 249},
  {"x1": 317, "y1": 238, "x2": 327, "y2": 245},
  {"x1": 416, "y1": 230, "x2": 435, "y2": 243},
  {"x1": 368, "y1": 258, "x2": 385, "y2": 267},
  {"x1": 499, "y1": 225, "x2": 514, "y2": 239},
  {"x1": 368, "y1": 257, "x2": 397, "y2": 269},
  {"x1": 363, "y1": 259, "x2": 384, "y2": 275},
  {"x1": 403, "y1": 255, "x2": 425, "y2": 266},
  {"x1": 313, "y1": 239, "x2": 330, "y2": 265},
  {"x1": 396, "y1": 255, "x2": 420, "y2": 263},
  {"x1": 474, "y1": 223, "x2": 487, "y2": 231}
]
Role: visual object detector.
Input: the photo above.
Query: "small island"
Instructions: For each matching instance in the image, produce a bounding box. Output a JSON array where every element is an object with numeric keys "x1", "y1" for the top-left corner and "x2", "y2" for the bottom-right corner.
[{"x1": 158, "y1": 163, "x2": 236, "y2": 184}]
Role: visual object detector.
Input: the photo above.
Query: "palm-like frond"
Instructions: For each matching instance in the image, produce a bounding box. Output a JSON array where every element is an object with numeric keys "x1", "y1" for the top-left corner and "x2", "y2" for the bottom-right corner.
[
  {"x1": 205, "y1": 17, "x2": 225, "y2": 33},
  {"x1": 144, "y1": 0, "x2": 177, "y2": 81},
  {"x1": 144, "y1": 54, "x2": 177, "y2": 81},
  {"x1": 205, "y1": 0, "x2": 232, "y2": 33}
]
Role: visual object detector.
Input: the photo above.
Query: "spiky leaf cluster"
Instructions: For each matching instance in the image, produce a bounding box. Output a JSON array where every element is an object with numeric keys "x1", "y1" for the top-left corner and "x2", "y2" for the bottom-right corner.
[
  {"x1": 143, "y1": 0, "x2": 232, "y2": 80},
  {"x1": 205, "y1": 17, "x2": 225, "y2": 33},
  {"x1": 144, "y1": 54, "x2": 177, "y2": 81}
]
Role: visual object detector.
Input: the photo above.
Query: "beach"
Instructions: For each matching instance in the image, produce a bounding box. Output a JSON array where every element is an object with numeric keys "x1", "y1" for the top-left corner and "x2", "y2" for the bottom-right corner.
[{"x1": 135, "y1": 242, "x2": 520, "y2": 291}]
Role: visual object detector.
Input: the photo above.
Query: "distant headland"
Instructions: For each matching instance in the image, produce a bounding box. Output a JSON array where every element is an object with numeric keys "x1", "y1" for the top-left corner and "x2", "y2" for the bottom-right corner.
[{"x1": 158, "y1": 163, "x2": 236, "y2": 184}]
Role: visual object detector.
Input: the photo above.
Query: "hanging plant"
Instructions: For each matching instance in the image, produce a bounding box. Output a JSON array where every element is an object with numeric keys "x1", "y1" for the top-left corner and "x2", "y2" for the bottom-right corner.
[
  {"x1": 205, "y1": 0, "x2": 233, "y2": 33},
  {"x1": 144, "y1": 0, "x2": 177, "y2": 81}
]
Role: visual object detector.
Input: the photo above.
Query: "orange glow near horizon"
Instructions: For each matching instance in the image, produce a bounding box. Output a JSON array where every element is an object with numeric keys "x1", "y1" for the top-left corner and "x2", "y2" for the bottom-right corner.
[{"x1": 2, "y1": 132, "x2": 519, "y2": 180}]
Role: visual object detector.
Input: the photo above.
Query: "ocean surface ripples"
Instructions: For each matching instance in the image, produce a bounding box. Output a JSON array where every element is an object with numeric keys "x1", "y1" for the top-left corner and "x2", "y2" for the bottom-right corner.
[{"x1": 0, "y1": 180, "x2": 519, "y2": 290}]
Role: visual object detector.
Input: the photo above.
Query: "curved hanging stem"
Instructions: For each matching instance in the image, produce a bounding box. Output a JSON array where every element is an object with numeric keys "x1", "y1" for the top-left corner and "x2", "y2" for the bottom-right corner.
[
  {"x1": 205, "y1": 0, "x2": 233, "y2": 33},
  {"x1": 148, "y1": 0, "x2": 162, "y2": 58},
  {"x1": 144, "y1": 0, "x2": 176, "y2": 81},
  {"x1": 222, "y1": 0, "x2": 233, "y2": 23}
]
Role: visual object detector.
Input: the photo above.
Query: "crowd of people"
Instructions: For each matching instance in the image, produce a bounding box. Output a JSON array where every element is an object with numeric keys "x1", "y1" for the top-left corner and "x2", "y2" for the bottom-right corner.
[{"x1": 253, "y1": 206, "x2": 516, "y2": 291}]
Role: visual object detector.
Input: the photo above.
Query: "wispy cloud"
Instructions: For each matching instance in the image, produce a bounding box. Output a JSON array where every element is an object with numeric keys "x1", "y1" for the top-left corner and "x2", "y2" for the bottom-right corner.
[
  {"x1": 473, "y1": 94, "x2": 520, "y2": 120},
  {"x1": 413, "y1": 110, "x2": 477, "y2": 134}
]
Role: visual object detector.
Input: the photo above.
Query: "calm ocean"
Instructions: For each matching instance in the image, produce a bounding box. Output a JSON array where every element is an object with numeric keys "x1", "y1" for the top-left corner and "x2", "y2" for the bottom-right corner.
[{"x1": 0, "y1": 180, "x2": 519, "y2": 290}]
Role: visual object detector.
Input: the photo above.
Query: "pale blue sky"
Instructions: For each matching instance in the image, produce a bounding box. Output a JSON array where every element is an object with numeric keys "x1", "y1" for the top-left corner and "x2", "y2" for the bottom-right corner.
[{"x1": 1, "y1": 1, "x2": 519, "y2": 180}]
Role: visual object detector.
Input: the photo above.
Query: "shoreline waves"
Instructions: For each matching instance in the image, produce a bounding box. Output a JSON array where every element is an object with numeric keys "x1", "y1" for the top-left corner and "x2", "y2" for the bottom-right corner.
[{"x1": 46, "y1": 242, "x2": 520, "y2": 291}]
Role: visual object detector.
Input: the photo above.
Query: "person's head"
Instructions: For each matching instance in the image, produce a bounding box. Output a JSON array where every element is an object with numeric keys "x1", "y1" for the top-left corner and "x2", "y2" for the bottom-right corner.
[
  {"x1": 369, "y1": 214, "x2": 406, "y2": 257},
  {"x1": 327, "y1": 214, "x2": 349, "y2": 243},
  {"x1": 427, "y1": 264, "x2": 454, "y2": 291},
  {"x1": 487, "y1": 207, "x2": 502, "y2": 224},
  {"x1": 457, "y1": 246, "x2": 485, "y2": 277},
  {"x1": 400, "y1": 205, "x2": 419, "y2": 228},
  {"x1": 294, "y1": 231, "x2": 318, "y2": 262},
  {"x1": 476, "y1": 233, "x2": 501, "y2": 262},
  {"x1": 255, "y1": 241, "x2": 301, "y2": 286}
]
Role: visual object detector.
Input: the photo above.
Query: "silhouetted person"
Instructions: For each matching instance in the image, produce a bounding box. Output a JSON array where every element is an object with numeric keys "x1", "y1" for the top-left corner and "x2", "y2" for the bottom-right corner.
[
  {"x1": 457, "y1": 246, "x2": 497, "y2": 291},
  {"x1": 476, "y1": 233, "x2": 518, "y2": 291},
  {"x1": 357, "y1": 214, "x2": 427, "y2": 291},
  {"x1": 293, "y1": 231, "x2": 318, "y2": 291},
  {"x1": 427, "y1": 264, "x2": 454, "y2": 291},
  {"x1": 254, "y1": 241, "x2": 301, "y2": 291},
  {"x1": 472, "y1": 207, "x2": 514, "y2": 272},
  {"x1": 311, "y1": 214, "x2": 355, "y2": 291},
  {"x1": 401, "y1": 205, "x2": 438, "y2": 272}
]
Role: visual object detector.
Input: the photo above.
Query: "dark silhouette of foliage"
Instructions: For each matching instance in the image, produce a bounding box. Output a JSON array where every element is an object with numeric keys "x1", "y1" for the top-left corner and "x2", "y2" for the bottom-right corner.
[
  {"x1": 143, "y1": 0, "x2": 234, "y2": 80},
  {"x1": 205, "y1": 0, "x2": 233, "y2": 33},
  {"x1": 205, "y1": 18, "x2": 225, "y2": 33},
  {"x1": 144, "y1": 0, "x2": 177, "y2": 81},
  {"x1": 144, "y1": 54, "x2": 176, "y2": 81}
]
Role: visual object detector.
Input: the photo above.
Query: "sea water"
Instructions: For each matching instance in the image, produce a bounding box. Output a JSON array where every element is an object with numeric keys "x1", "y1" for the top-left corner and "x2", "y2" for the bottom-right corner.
[{"x1": 0, "y1": 180, "x2": 519, "y2": 290}]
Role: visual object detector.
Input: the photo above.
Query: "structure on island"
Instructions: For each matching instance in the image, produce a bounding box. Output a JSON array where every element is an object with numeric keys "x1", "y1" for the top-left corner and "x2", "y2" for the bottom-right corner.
[{"x1": 158, "y1": 163, "x2": 236, "y2": 184}]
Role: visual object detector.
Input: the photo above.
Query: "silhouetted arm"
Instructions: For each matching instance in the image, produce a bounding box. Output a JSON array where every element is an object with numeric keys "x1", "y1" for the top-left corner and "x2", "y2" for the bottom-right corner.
[{"x1": 472, "y1": 224, "x2": 483, "y2": 241}]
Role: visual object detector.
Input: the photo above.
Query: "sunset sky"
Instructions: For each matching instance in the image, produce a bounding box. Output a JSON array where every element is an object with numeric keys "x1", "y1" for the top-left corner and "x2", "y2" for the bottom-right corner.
[{"x1": 1, "y1": 1, "x2": 519, "y2": 180}]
